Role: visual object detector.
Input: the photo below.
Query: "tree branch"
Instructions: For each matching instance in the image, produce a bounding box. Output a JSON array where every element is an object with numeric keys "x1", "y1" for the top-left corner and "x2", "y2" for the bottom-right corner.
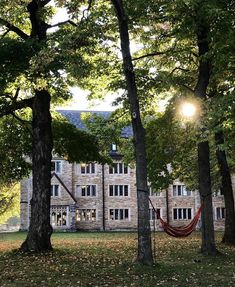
[
  {"x1": 11, "y1": 112, "x2": 32, "y2": 135},
  {"x1": 48, "y1": 20, "x2": 78, "y2": 29},
  {"x1": 0, "y1": 18, "x2": 29, "y2": 40},
  {"x1": 81, "y1": 0, "x2": 94, "y2": 22},
  {"x1": 0, "y1": 98, "x2": 34, "y2": 118}
]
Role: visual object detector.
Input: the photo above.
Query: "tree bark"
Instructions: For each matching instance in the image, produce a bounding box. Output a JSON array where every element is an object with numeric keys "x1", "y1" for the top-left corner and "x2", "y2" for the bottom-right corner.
[
  {"x1": 198, "y1": 142, "x2": 217, "y2": 254},
  {"x1": 111, "y1": 0, "x2": 153, "y2": 265},
  {"x1": 20, "y1": 0, "x2": 53, "y2": 252},
  {"x1": 215, "y1": 130, "x2": 235, "y2": 245},
  {"x1": 20, "y1": 90, "x2": 53, "y2": 252},
  {"x1": 194, "y1": 13, "x2": 218, "y2": 255}
]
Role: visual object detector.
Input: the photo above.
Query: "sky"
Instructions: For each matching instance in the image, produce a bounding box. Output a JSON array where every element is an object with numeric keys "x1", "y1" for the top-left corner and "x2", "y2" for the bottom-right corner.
[{"x1": 59, "y1": 88, "x2": 118, "y2": 111}]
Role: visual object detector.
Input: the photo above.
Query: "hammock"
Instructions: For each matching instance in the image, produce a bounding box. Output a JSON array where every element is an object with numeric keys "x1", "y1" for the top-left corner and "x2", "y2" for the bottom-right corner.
[{"x1": 149, "y1": 199, "x2": 204, "y2": 238}]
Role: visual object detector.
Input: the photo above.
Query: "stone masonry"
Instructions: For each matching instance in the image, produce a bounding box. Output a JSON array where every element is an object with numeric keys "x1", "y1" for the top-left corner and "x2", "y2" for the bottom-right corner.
[{"x1": 20, "y1": 158, "x2": 235, "y2": 232}]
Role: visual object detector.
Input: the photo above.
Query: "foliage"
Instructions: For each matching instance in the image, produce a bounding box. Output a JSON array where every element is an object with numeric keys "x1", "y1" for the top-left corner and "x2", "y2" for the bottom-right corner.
[
  {"x1": 0, "y1": 183, "x2": 20, "y2": 224},
  {"x1": 52, "y1": 112, "x2": 106, "y2": 164},
  {"x1": 0, "y1": 232, "x2": 235, "y2": 286},
  {"x1": 0, "y1": 115, "x2": 31, "y2": 185}
]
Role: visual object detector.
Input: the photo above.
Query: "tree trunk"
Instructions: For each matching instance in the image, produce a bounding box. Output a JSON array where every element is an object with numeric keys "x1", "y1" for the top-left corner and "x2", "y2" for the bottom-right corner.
[
  {"x1": 20, "y1": 0, "x2": 54, "y2": 252},
  {"x1": 198, "y1": 142, "x2": 217, "y2": 254},
  {"x1": 111, "y1": 0, "x2": 153, "y2": 265},
  {"x1": 215, "y1": 130, "x2": 235, "y2": 245},
  {"x1": 20, "y1": 90, "x2": 53, "y2": 252},
  {"x1": 194, "y1": 11, "x2": 218, "y2": 254}
]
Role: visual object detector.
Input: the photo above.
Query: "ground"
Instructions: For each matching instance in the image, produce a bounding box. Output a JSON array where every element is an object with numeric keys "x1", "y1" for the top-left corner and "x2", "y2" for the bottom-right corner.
[{"x1": 0, "y1": 232, "x2": 234, "y2": 286}]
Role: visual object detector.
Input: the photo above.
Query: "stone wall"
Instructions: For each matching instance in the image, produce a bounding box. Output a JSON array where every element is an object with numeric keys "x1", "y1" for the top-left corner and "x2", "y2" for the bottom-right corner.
[{"x1": 20, "y1": 158, "x2": 235, "y2": 232}]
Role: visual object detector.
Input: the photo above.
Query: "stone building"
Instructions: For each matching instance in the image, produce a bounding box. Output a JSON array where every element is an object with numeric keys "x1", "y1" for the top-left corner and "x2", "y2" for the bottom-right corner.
[{"x1": 20, "y1": 110, "x2": 235, "y2": 231}]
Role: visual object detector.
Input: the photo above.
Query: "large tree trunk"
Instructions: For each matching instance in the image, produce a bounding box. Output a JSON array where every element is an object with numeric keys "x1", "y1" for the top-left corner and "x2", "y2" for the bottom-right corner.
[
  {"x1": 198, "y1": 142, "x2": 217, "y2": 254},
  {"x1": 20, "y1": 1, "x2": 53, "y2": 252},
  {"x1": 194, "y1": 11, "x2": 218, "y2": 255},
  {"x1": 20, "y1": 90, "x2": 53, "y2": 252},
  {"x1": 111, "y1": 0, "x2": 153, "y2": 265},
  {"x1": 215, "y1": 130, "x2": 235, "y2": 245}
]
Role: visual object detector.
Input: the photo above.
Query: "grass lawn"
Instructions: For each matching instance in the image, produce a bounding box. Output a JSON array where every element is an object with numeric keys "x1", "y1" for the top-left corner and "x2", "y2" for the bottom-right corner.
[{"x1": 0, "y1": 232, "x2": 235, "y2": 286}]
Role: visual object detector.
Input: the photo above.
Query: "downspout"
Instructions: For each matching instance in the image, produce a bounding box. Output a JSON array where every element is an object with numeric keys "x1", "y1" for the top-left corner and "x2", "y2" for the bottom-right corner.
[{"x1": 102, "y1": 164, "x2": 106, "y2": 231}]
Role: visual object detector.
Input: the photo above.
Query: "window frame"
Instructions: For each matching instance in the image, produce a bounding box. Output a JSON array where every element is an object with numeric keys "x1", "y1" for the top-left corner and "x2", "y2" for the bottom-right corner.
[
  {"x1": 50, "y1": 206, "x2": 69, "y2": 227},
  {"x1": 76, "y1": 209, "x2": 97, "y2": 222},
  {"x1": 109, "y1": 162, "x2": 129, "y2": 174},
  {"x1": 80, "y1": 163, "x2": 96, "y2": 174},
  {"x1": 51, "y1": 184, "x2": 60, "y2": 197},
  {"x1": 108, "y1": 184, "x2": 129, "y2": 197},
  {"x1": 51, "y1": 160, "x2": 62, "y2": 174},
  {"x1": 173, "y1": 184, "x2": 191, "y2": 197},
  {"x1": 215, "y1": 207, "x2": 225, "y2": 220},
  {"x1": 149, "y1": 208, "x2": 161, "y2": 220},
  {"x1": 76, "y1": 185, "x2": 97, "y2": 197},
  {"x1": 109, "y1": 208, "x2": 130, "y2": 221},
  {"x1": 173, "y1": 208, "x2": 193, "y2": 220}
]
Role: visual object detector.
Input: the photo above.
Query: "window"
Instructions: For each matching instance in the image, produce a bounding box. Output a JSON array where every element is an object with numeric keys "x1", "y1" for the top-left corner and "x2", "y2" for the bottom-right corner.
[
  {"x1": 76, "y1": 185, "x2": 97, "y2": 197},
  {"x1": 173, "y1": 208, "x2": 192, "y2": 220},
  {"x1": 173, "y1": 185, "x2": 191, "y2": 196},
  {"x1": 109, "y1": 209, "x2": 129, "y2": 220},
  {"x1": 111, "y1": 143, "x2": 117, "y2": 151},
  {"x1": 109, "y1": 163, "x2": 128, "y2": 174},
  {"x1": 216, "y1": 207, "x2": 225, "y2": 220},
  {"x1": 149, "y1": 208, "x2": 161, "y2": 220},
  {"x1": 149, "y1": 187, "x2": 162, "y2": 196},
  {"x1": 76, "y1": 209, "x2": 96, "y2": 222},
  {"x1": 51, "y1": 185, "x2": 60, "y2": 197},
  {"x1": 213, "y1": 190, "x2": 223, "y2": 197},
  {"x1": 50, "y1": 206, "x2": 68, "y2": 227},
  {"x1": 51, "y1": 160, "x2": 62, "y2": 173},
  {"x1": 109, "y1": 185, "x2": 129, "y2": 197},
  {"x1": 80, "y1": 163, "x2": 96, "y2": 174}
]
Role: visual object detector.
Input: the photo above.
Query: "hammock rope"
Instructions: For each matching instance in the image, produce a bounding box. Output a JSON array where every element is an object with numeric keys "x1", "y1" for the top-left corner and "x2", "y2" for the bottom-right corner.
[{"x1": 149, "y1": 198, "x2": 204, "y2": 238}]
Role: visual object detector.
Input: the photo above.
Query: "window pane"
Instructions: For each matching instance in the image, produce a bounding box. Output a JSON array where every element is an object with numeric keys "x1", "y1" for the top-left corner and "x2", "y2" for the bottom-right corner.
[
  {"x1": 91, "y1": 163, "x2": 95, "y2": 173},
  {"x1": 178, "y1": 209, "x2": 182, "y2": 219},
  {"x1": 115, "y1": 209, "x2": 119, "y2": 220},
  {"x1": 54, "y1": 185, "x2": 59, "y2": 196},
  {"x1": 119, "y1": 163, "x2": 123, "y2": 174},
  {"x1": 120, "y1": 209, "x2": 124, "y2": 220},
  {"x1": 119, "y1": 185, "x2": 123, "y2": 196},
  {"x1": 124, "y1": 185, "x2": 128, "y2": 196},
  {"x1": 114, "y1": 164, "x2": 118, "y2": 174},
  {"x1": 222, "y1": 208, "x2": 225, "y2": 219},
  {"x1": 178, "y1": 186, "x2": 182, "y2": 196},
  {"x1": 124, "y1": 165, "x2": 128, "y2": 174},
  {"x1": 188, "y1": 209, "x2": 192, "y2": 220},
  {"x1": 109, "y1": 166, "x2": 113, "y2": 174},
  {"x1": 81, "y1": 186, "x2": 86, "y2": 196},
  {"x1": 183, "y1": 208, "x2": 187, "y2": 219},
  {"x1": 92, "y1": 185, "x2": 96, "y2": 196},
  {"x1": 173, "y1": 209, "x2": 177, "y2": 220},
  {"x1": 81, "y1": 164, "x2": 86, "y2": 174},
  {"x1": 114, "y1": 185, "x2": 118, "y2": 196},
  {"x1": 124, "y1": 209, "x2": 129, "y2": 219},
  {"x1": 173, "y1": 185, "x2": 176, "y2": 196},
  {"x1": 87, "y1": 186, "x2": 90, "y2": 196},
  {"x1": 109, "y1": 186, "x2": 113, "y2": 196},
  {"x1": 110, "y1": 209, "x2": 114, "y2": 220}
]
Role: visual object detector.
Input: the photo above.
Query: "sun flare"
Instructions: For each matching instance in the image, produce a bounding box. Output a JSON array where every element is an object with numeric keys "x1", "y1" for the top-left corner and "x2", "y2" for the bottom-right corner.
[{"x1": 181, "y1": 102, "x2": 196, "y2": 118}]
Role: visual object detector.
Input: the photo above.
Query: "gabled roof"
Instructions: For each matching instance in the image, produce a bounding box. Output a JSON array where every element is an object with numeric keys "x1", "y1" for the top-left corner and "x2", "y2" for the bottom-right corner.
[{"x1": 57, "y1": 110, "x2": 133, "y2": 138}]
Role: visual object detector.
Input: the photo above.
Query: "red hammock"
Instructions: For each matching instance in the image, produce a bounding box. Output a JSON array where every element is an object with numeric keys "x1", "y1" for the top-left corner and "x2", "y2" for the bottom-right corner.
[{"x1": 149, "y1": 199, "x2": 204, "y2": 238}]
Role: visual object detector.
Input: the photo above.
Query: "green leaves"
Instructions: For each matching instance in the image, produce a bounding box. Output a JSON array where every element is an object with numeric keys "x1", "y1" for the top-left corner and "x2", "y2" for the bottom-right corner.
[{"x1": 52, "y1": 113, "x2": 106, "y2": 163}]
